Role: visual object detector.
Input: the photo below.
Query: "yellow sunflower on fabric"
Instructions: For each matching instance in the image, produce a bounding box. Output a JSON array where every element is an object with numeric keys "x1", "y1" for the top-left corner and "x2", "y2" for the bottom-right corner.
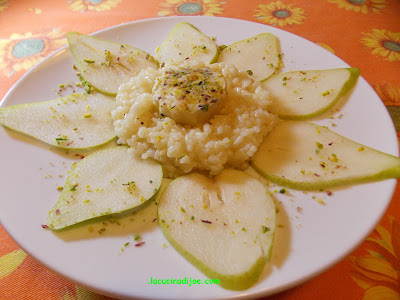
[
  {"x1": 0, "y1": 29, "x2": 66, "y2": 77},
  {"x1": 0, "y1": 0, "x2": 8, "y2": 12},
  {"x1": 68, "y1": 0, "x2": 122, "y2": 12},
  {"x1": 349, "y1": 216, "x2": 400, "y2": 299},
  {"x1": 0, "y1": 250, "x2": 27, "y2": 279},
  {"x1": 328, "y1": 0, "x2": 386, "y2": 14},
  {"x1": 255, "y1": 1, "x2": 306, "y2": 27},
  {"x1": 361, "y1": 29, "x2": 400, "y2": 62},
  {"x1": 158, "y1": 0, "x2": 224, "y2": 17},
  {"x1": 375, "y1": 83, "x2": 400, "y2": 107},
  {"x1": 316, "y1": 42, "x2": 335, "y2": 54}
]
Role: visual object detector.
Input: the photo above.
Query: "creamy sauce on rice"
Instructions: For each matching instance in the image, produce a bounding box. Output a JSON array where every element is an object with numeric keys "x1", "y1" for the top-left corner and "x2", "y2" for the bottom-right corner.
[{"x1": 111, "y1": 61, "x2": 278, "y2": 177}]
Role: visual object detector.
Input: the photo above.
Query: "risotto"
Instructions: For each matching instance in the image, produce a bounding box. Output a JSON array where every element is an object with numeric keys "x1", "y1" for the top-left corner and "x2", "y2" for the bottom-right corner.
[{"x1": 111, "y1": 61, "x2": 278, "y2": 177}]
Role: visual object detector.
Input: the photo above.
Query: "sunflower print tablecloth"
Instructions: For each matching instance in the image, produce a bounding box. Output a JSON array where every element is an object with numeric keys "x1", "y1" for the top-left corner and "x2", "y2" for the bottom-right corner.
[{"x1": 0, "y1": 1, "x2": 399, "y2": 299}]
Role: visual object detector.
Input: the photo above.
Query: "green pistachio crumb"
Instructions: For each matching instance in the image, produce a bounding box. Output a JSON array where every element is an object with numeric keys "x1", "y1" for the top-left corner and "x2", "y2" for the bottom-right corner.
[
  {"x1": 316, "y1": 142, "x2": 323, "y2": 149},
  {"x1": 321, "y1": 90, "x2": 330, "y2": 96},
  {"x1": 262, "y1": 226, "x2": 270, "y2": 233}
]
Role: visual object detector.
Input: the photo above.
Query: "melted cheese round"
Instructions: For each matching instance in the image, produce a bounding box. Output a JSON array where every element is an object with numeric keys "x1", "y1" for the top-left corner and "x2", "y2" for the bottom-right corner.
[{"x1": 153, "y1": 66, "x2": 226, "y2": 126}]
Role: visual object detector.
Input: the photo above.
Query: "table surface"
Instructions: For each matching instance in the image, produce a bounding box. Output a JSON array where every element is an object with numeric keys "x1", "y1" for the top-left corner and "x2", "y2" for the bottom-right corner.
[{"x1": 1, "y1": 1, "x2": 399, "y2": 299}]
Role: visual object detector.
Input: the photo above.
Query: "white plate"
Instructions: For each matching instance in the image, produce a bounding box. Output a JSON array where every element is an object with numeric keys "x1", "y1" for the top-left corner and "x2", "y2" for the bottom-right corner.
[{"x1": 0, "y1": 16, "x2": 398, "y2": 299}]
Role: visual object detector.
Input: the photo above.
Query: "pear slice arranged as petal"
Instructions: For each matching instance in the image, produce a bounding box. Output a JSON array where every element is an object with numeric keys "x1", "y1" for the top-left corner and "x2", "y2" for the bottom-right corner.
[
  {"x1": 217, "y1": 33, "x2": 281, "y2": 81},
  {"x1": 67, "y1": 32, "x2": 159, "y2": 96},
  {"x1": 262, "y1": 68, "x2": 360, "y2": 120},
  {"x1": 0, "y1": 93, "x2": 116, "y2": 150},
  {"x1": 155, "y1": 22, "x2": 218, "y2": 65},
  {"x1": 47, "y1": 146, "x2": 163, "y2": 230},
  {"x1": 251, "y1": 121, "x2": 400, "y2": 191},
  {"x1": 158, "y1": 169, "x2": 276, "y2": 290}
]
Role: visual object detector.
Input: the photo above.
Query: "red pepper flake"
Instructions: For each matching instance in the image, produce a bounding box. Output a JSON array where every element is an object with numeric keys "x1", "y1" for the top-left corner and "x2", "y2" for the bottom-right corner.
[
  {"x1": 326, "y1": 191, "x2": 333, "y2": 196},
  {"x1": 313, "y1": 173, "x2": 321, "y2": 177},
  {"x1": 152, "y1": 218, "x2": 157, "y2": 222},
  {"x1": 328, "y1": 142, "x2": 333, "y2": 146},
  {"x1": 41, "y1": 224, "x2": 49, "y2": 229},
  {"x1": 201, "y1": 220, "x2": 212, "y2": 224},
  {"x1": 55, "y1": 209, "x2": 60, "y2": 215},
  {"x1": 297, "y1": 207, "x2": 303, "y2": 213},
  {"x1": 135, "y1": 241, "x2": 145, "y2": 247},
  {"x1": 185, "y1": 57, "x2": 189, "y2": 60}
]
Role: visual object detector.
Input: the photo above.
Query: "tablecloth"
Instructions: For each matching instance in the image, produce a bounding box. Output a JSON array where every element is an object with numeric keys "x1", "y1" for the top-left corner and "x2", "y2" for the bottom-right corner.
[{"x1": 0, "y1": 0, "x2": 399, "y2": 299}]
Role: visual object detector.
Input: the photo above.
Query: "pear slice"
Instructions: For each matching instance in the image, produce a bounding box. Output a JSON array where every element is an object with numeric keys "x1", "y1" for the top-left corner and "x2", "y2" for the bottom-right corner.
[
  {"x1": 155, "y1": 22, "x2": 218, "y2": 65},
  {"x1": 262, "y1": 68, "x2": 360, "y2": 120},
  {"x1": 0, "y1": 93, "x2": 116, "y2": 150},
  {"x1": 217, "y1": 33, "x2": 281, "y2": 81},
  {"x1": 67, "y1": 32, "x2": 159, "y2": 96},
  {"x1": 158, "y1": 169, "x2": 276, "y2": 290},
  {"x1": 47, "y1": 146, "x2": 163, "y2": 229},
  {"x1": 251, "y1": 121, "x2": 400, "y2": 191}
]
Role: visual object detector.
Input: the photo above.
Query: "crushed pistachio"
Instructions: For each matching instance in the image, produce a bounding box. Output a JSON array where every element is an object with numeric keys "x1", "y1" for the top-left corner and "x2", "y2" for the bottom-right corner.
[
  {"x1": 321, "y1": 90, "x2": 330, "y2": 96},
  {"x1": 104, "y1": 50, "x2": 111, "y2": 66},
  {"x1": 330, "y1": 153, "x2": 339, "y2": 162},
  {"x1": 262, "y1": 226, "x2": 270, "y2": 233}
]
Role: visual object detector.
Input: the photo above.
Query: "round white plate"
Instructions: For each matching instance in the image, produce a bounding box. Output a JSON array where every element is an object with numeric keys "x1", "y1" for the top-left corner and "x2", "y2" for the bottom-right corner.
[{"x1": 0, "y1": 16, "x2": 398, "y2": 300}]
